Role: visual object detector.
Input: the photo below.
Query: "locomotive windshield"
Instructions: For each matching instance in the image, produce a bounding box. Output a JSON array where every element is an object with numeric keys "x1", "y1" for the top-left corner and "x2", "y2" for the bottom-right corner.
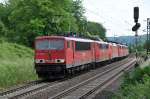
[{"x1": 36, "y1": 39, "x2": 64, "y2": 50}]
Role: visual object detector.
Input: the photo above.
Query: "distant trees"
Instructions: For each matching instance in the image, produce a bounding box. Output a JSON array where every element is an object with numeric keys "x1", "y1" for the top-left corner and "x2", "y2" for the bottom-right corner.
[
  {"x1": 87, "y1": 22, "x2": 106, "y2": 40},
  {"x1": 0, "y1": 0, "x2": 106, "y2": 47}
]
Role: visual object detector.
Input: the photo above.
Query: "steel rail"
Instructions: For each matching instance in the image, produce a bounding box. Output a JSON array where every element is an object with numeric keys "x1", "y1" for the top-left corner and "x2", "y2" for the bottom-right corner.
[
  {"x1": 0, "y1": 80, "x2": 44, "y2": 96},
  {"x1": 49, "y1": 58, "x2": 136, "y2": 99}
]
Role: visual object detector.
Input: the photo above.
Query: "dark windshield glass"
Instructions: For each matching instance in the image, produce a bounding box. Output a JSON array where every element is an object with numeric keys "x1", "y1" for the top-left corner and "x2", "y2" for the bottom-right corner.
[{"x1": 36, "y1": 39, "x2": 64, "y2": 50}]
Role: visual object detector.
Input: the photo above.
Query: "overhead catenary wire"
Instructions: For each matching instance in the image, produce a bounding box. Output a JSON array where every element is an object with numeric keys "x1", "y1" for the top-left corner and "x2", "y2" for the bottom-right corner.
[
  {"x1": 84, "y1": 0, "x2": 147, "y2": 37},
  {"x1": 86, "y1": 0, "x2": 145, "y2": 27},
  {"x1": 84, "y1": 0, "x2": 135, "y2": 30}
]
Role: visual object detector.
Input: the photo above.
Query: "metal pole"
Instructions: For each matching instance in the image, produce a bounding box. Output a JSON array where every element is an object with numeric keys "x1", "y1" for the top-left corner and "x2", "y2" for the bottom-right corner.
[
  {"x1": 135, "y1": 31, "x2": 138, "y2": 59},
  {"x1": 148, "y1": 18, "x2": 150, "y2": 53},
  {"x1": 147, "y1": 18, "x2": 149, "y2": 54},
  {"x1": 147, "y1": 18, "x2": 150, "y2": 54},
  {"x1": 148, "y1": 18, "x2": 149, "y2": 53}
]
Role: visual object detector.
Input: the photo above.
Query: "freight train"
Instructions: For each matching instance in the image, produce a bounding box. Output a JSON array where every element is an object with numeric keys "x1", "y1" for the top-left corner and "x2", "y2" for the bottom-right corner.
[{"x1": 34, "y1": 36, "x2": 129, "y2": 79}]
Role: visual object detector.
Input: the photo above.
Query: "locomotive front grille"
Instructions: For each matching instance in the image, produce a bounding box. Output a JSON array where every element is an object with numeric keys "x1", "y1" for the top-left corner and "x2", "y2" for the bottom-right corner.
[{"x1": 35, "y1": 64, "x2": 65, "y2": 72}]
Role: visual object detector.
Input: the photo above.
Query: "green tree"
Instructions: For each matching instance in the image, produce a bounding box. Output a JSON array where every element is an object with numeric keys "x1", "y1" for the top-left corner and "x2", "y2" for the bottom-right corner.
[
  {"x1": 0, "y1": 0, "x2": 106, "y2": 47},
  {"x1": 0, "y1": 3, "x2": 8, "y2": 38},
  {"x1": 7, "y1": 0, "x2": 79, "y2": 46},
  {"x1": 87, "y1": 21, "x2": 106, "y2": 40},
  {"x1": 72, "y1": 0, "x2": 86, "y2": 33},
  {"x1": 0, "y1": 20, "x2": 7, "y2": 37}
]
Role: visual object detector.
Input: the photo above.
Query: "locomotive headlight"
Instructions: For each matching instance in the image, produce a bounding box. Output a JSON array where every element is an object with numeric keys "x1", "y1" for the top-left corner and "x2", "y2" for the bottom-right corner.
[
  {"x1": 55, "y1": 59, "x2": 65, "y2": 63},
  {"x1": 35, "y1": 59, "x2": 45, "y2": 63}
]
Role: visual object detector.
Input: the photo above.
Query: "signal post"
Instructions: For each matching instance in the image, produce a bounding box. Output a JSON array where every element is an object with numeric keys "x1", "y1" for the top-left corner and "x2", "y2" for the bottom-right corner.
[{"x1": 132, "y1": 7, "x2": 141, "y2": 66}]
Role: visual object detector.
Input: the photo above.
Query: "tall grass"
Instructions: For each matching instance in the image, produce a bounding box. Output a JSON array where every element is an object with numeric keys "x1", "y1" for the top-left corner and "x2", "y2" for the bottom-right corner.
[{"x1": 0, "y1": 42, "x2": 38, "y2": 90}]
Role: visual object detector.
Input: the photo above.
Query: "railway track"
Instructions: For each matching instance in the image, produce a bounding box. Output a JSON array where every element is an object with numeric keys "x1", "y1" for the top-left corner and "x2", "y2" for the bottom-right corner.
[
  {"x1": 49, "y1": 59, "x2": 136, "y2": 99},
  {"x1": 0, "y1": 80, "x2": 59, "y2": 99},
  {"x1": 0, "y1": 80, "x2": 44, "y2": 96},
  {"x1": 0, "y1": 57, "x2": 137, "y2": 99}
]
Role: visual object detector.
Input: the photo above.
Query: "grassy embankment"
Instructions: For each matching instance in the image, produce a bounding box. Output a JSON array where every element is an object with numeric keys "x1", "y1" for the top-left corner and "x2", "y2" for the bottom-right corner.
[
  {"x1": 0, "y1": 40, "x2": 38, "y2": 90},
  {"x1": 113, "y1": 65, "x2": 150, "y2": 99}
]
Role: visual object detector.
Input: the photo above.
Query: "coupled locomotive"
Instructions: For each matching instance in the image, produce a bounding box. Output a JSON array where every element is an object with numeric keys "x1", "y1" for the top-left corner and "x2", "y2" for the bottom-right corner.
[{"x1": 34, "y1": 36, "x2": 129, "y2": 79}]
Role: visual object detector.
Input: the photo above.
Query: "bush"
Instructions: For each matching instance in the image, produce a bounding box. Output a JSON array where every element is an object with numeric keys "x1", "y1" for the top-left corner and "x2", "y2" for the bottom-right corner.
[{"x1": 113, "y1": 65, "x2": 150, "y2": 99}]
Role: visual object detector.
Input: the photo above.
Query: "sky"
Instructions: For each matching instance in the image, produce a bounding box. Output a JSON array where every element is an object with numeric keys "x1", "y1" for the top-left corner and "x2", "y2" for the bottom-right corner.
[
  {"x1": 0, "y1": 0, "x2": 149, "y2": 37},
  {"x1": 83, "y1": 0, "x2": 150, "y2": 37}
]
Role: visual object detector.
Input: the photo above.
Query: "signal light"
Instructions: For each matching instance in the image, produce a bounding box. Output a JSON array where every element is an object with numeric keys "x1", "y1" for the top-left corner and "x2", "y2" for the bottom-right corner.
[
  {"x1": 134, "y1": 7, "x2": 139, "y2": 23},
  {"x1": 132, "y1": 23, "x2": 141, "y2": 31}
]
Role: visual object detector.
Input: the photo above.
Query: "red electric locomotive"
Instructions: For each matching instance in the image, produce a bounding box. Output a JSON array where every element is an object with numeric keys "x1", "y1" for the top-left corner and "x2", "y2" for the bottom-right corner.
[
  {"x1": 34, "y1": 36, "x2": 129, "y2": 79},
  {"x1": 35, "y1": 36, "x2": 95, "y2": 78}
]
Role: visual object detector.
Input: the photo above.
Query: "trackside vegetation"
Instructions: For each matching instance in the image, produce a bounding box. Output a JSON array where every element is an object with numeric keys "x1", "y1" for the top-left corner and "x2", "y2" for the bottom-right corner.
[
  {"x1": 0, "y1": 40, "x2": 38, "y2": 90},
  {"x1": 113, "y1": 66, "x2": 150, "y2": 99}
]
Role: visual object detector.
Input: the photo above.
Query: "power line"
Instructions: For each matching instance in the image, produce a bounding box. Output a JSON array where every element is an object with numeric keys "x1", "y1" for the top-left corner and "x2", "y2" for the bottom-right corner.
[{"x1": 84, "y1": 2, "x2": 134, "y2": 28}]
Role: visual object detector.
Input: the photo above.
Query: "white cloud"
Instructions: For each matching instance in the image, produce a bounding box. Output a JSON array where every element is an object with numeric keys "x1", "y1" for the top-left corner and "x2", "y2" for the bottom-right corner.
[{"x1": 83, "y1": 0, "x2": 150, "y2": 37}]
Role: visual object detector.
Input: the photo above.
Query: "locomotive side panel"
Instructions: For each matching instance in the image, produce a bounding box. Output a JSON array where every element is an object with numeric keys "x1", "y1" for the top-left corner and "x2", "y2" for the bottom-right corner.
[
  {"x1": 73, "y1": 41, "x2": 94, "y2": 67},
  {"x1": 65, "y1": 40, "x2": 74, "y2": 68},
  {"x1": 108, "y1": 43, "x2": 113, "y2": 60},
  {"x1": 112, "y1": 44, "x2": 118, "y2": 58},
  {"x1": 101, "y1": 43, "x2": 109, "y2": 61},
  {"x1": 94, "y1": 42, "x2": 101, "y2": 62}
]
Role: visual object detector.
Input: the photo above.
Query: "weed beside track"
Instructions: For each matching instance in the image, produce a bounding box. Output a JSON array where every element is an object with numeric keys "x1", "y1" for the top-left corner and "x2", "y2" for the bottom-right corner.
[
  {"x1": 113, "y1": 64, "x2": 150, "y2": 99},
  {"x1": 0, "y1": 42, "x2": 38, "y2": 90}
]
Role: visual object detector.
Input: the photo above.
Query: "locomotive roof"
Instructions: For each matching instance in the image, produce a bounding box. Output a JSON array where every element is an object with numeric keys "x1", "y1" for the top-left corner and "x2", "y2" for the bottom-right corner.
[
  {"x1": 36, "y1": 36, "x2": 64, "y2": 39},
  {"x1": 65, "y1": 37, "x2": 94, "y2": 42},
  {"x1": 111, "y1": 43, "x2": 117, "y2": 46},
  {"x1": 95, "y1": 41, "x2": 108, "y2": 44},
  {"x1": 36, "y1": 36, "x2": 94, "y2": 42},
  {"x1": 35, "y1": 36, "x2": 128, "y2": 47},
  {"x1": 117, "y1": 44, "x2": 128, "y2": 47}
]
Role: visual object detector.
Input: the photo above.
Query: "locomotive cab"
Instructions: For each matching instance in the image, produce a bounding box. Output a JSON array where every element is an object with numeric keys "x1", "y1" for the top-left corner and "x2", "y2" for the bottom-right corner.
[{"x1": 35, "y1": 36, "x2": 66, "y2": 79}]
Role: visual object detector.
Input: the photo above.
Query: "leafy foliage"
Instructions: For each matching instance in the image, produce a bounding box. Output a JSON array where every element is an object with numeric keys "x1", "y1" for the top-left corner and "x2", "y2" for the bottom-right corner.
[
  {"x1": 87, "y1": 21, "x2": 106, "y2": 40},
  {"x1": 0, "y1": 0, "x2": 106, "y2": 47},
  {"x1": 0, "y1": 20, "x2": 7, "y2": 37},
  {"x1": 113, "y1": 66, "x2": 150, "y2": 99}
]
